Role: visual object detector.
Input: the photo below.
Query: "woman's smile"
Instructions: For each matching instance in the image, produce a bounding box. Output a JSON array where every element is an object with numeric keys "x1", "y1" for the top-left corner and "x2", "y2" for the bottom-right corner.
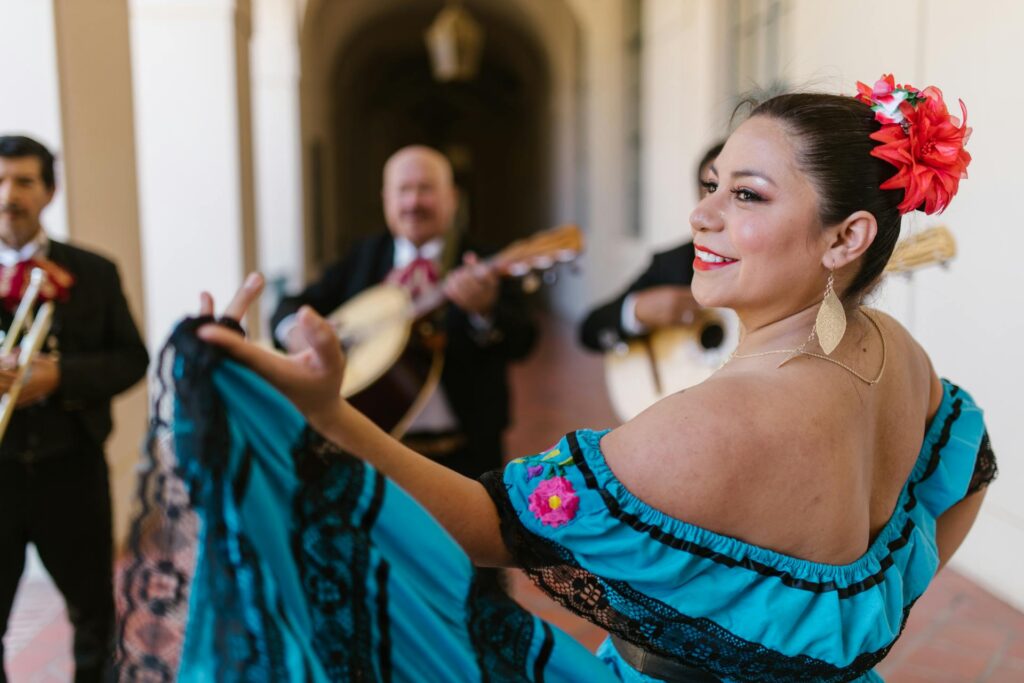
[{"x1": 693, "y1": 245, "x2": 738, "y2": 271}]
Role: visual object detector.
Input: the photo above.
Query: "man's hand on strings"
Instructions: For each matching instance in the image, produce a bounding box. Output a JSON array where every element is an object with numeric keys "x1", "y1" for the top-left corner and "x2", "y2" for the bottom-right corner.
[
  {"x1": 197, "y1": 272, "x2": 345, "y2": 427},
  {"x1": 633, "y1": 285, "x2": 701, "y2": 329},
  {"x1": 445, "y1": 252, "x2": 499, "y2": 316}
]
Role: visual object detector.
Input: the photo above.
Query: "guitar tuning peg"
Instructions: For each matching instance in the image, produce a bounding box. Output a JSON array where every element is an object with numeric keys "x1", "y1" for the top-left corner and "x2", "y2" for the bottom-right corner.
[
  {"x1": 508, "y1": 262, "x2": 530, "y2": 277},
  {"x1": 532, "y1": 255, "x2": 554, "y2": 270},
  {"x1": 556, "y1": 249, "x2": 577, "y2": 263},
  {"x1": 521, "y1": 273, "x2": 541, "y2": 294}
]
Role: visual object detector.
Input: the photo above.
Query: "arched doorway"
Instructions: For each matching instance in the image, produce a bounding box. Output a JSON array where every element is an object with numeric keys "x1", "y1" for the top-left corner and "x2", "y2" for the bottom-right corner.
[{"x1": 300, "y1": 0, "x2": 581, "y2": 270}]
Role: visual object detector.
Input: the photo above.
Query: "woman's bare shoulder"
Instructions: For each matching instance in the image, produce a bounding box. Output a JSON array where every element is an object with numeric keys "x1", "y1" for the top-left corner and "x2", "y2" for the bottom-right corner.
[{"x1": 601, "y1": 372, "x2": 815, "y2": 527}]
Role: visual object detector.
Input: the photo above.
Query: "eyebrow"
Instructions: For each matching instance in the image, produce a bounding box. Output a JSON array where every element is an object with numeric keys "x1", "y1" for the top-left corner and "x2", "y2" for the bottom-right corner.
[{"x1": 708, "y1": 164, "x2": 776, "y2": 187}]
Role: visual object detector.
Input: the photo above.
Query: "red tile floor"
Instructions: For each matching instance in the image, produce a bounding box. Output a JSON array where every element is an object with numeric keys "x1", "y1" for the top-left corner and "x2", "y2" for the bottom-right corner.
[{"x1": 6, "y1": 313, "x2": 1023, "y2": 681}]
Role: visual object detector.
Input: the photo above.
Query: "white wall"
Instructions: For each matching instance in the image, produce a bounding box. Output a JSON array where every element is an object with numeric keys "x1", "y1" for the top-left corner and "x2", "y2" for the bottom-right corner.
[
  {"x1": 558, "y1": 0, "x2": 646, "y2": 312},
  {"x1": 915, "y1": 0, "x2": 1024, "y2": 606},
  {"x1": 642, "y1": 0, "x2": 723, "y2": 251},
  {"x1": 130, "y1": 0, "x2": 257, "y2": 349},
  {"x1": 0, "y1": 0, "x2": 68, "y2": 239},
  {"x1": 779, "y1": 0, "x2": 1024, "y2": 608}
]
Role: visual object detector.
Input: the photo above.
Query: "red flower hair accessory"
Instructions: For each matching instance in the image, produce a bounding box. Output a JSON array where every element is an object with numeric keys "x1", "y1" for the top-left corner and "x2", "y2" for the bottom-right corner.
[{"x1": 855, "y1": 74, "x2": 972, "y2": 215}]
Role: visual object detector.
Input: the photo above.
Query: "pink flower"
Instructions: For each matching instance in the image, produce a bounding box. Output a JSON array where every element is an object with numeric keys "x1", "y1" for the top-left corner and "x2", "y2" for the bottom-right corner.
[
  {"x1": 527, "y1": 476, "x2": 579, "y2": 527},
  {"x1": 856, "y1": 74, "x2": 920, "y2": 125}
]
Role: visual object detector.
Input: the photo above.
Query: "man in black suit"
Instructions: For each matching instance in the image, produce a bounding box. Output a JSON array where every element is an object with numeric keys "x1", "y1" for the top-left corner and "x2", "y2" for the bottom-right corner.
[
  {"x1": 0, "y1": 136, "x2": 148, "y2": 683},
  {"x1": 271, "y1": 145, "x2": 535, "y2": 480},
  {"x1": 579, "y1": 141, "x2": 723, "y2": 351}
]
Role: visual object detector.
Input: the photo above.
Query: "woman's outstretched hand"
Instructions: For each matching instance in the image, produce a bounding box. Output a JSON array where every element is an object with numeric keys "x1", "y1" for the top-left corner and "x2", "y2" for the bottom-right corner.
[{"x1": 197, "y1": 273, "x2": 345, "y2": 428}]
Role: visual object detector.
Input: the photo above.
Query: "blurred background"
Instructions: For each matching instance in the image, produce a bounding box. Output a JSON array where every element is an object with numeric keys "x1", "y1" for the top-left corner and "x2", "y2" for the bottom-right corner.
[{"x1": 1, "y1": 0, "x2": 1021, "y2": 680}]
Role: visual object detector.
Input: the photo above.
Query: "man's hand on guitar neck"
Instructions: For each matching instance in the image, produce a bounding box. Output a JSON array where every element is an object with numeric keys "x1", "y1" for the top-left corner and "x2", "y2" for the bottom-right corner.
[
  {"x1": 632, "y1": 285, "x2": 701, "y2": 330},
  {"x1": 444, "y1": 252, "x2": 499, "y2": 317}
]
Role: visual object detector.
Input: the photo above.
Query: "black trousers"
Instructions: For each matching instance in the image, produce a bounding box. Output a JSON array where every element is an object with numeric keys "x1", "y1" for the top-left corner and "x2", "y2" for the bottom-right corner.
[{"x1": 0, "y1": 452, "x2": 114, "y2": 683}]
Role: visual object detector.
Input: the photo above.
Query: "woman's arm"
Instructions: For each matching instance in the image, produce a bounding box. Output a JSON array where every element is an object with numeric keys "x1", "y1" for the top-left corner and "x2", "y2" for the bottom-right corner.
[
  {"x1": 935, "y1": 487, "x2": 987, "y2": 571},
  {"x1": 923, "y1": 360, "x2": 989, "y2": 572},
  {"x1": 198, "y1": 275, "x2": 514, "y2": 568}
]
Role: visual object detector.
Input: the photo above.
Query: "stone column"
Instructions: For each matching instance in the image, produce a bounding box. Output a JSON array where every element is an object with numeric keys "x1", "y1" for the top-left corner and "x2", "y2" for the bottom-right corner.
[{"x1": 52, "y1": 0, "x2": 148, "y2": 546}]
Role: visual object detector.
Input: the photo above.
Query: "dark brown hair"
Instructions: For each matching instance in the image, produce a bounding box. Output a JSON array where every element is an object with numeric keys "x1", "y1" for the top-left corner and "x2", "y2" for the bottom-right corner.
[
  {"x1": 749, "y1": 94, "x2": 902, "y2": 301},
  {"x1": 0, "y1": 135, "x2": 56, "y2": 190}
]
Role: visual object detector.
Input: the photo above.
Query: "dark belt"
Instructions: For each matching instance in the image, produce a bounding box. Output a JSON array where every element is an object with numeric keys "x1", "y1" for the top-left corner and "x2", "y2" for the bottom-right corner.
[{"x1": 610, "y1": 635, "x2": 722, "y2": 682}]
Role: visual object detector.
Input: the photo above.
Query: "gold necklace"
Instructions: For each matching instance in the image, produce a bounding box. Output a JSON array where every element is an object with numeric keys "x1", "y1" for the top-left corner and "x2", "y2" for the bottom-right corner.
[{"x1": 726, "y1": 309, "x2": 887, "y2": 385}]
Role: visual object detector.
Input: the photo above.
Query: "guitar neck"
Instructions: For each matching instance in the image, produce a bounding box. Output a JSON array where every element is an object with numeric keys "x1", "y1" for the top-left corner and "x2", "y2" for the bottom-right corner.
[{"x1": 406, "y1": 225, "x2": 583, "y2": 319}]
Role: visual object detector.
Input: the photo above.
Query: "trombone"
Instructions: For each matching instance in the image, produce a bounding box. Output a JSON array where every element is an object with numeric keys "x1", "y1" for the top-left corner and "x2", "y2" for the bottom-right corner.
[{"x1": 0, "y1": 268, "x2": 55, "y2": 444}]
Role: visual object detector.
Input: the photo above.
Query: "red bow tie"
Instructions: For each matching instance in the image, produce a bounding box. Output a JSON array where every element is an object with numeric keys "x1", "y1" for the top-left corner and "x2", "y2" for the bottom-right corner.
[
  {"x1": 0, "y1": 258, "x2": 75, "y2": 313},
  {"x1": 387, "y1": 256, "x2": 439, "y2": 301}
]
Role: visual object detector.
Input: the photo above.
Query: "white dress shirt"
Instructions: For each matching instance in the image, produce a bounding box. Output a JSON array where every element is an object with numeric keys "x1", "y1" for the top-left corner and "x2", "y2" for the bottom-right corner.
[{"x1": 0, "y1": 230, "x2": 49, "y2": 266}]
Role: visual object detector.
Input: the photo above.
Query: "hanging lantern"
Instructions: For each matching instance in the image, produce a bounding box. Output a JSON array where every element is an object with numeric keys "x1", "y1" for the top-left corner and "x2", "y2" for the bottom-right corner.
[{"x1": 424, "y1": 1, "x2": 484, "y2": 82}]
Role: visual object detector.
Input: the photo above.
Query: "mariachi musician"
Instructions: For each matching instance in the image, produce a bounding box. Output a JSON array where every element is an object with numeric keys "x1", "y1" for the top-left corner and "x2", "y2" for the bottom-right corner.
[
  {"x1": 579, "y1": 141, "x2": 723, "y2": 352},
  {"x1": 271, "y1": 145, "x2": 536, "y2": 480},
  {"x1": 0, "y1": 135, "x2": 148, "y2": 683}
]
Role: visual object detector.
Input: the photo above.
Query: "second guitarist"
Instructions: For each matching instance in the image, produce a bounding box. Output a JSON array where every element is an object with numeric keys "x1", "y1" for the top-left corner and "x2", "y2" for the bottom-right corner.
[
  {"x1": 579, "y1": 141, "x2": 723, "y2": 352},
  {"x1": 271, "y1": 145, "x2": 537, "y2": 480}
]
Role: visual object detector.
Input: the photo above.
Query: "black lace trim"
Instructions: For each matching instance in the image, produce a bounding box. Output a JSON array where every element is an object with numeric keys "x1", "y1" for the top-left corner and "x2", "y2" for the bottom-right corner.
[
  {"x1": 466, "y1": 570, "x2": 547, "y2": 682},
  {"x1": 118, "y1": 316, "x2": 294, "y2": 681},
  {"x1": 967, "y1": 430, "x2": 998, "y2": 496},
  {"x1": 116, "y1": 318, "x2": 390, "y2": 681},
  {"x1": 481, "y1": 472, "x2": 912, "y2": 682},
  {"x1": 289, "y1": 428, "x2": 391, "y2": 682}
]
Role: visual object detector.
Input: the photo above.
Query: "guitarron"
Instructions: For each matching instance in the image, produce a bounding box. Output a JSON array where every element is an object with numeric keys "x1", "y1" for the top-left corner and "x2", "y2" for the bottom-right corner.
[{"x1": 333, "y1": 224, "x2": 584, "y2": 436}]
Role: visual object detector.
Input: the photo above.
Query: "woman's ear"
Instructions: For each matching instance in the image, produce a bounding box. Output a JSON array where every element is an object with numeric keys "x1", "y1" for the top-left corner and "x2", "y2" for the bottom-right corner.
[{"x1": 822, "y1": 210, "x2": 878, "y2": 270}]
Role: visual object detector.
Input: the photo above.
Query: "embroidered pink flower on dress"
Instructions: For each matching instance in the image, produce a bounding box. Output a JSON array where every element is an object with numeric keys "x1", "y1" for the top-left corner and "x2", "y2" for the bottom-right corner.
[{"x1": 528, "y1": 476, "x2": 580, "y2": 527}]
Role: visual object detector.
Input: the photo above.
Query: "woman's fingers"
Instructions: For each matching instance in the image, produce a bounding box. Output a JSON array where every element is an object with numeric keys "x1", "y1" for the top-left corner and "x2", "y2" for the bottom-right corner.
[
  {"x1": 222, "y1": 272, "x2": 265, "y2": 322},
  {"x1": 199, "y1": 291, "x2": 214, "y2": 317},
  {"x1": 198, "y1": 323, "x2": 292, "y2": 379},
  {"x1": 297, "y1": 306, "x2": 343, "y2": 372}
]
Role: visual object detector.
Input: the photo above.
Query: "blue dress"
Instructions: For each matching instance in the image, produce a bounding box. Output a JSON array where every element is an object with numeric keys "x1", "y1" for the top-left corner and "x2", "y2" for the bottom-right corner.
[{"x1": 116, "y1": 320, "x2": 996, "y2": 682}]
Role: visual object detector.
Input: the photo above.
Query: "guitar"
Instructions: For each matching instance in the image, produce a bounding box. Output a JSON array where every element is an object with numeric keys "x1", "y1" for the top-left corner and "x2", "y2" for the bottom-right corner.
[
  {"x1": 603, "y1": 225, "x2": 957, "y2": 422},
  {"x1": 332, "y1": 224, "x2": 583, "y2": 436}
]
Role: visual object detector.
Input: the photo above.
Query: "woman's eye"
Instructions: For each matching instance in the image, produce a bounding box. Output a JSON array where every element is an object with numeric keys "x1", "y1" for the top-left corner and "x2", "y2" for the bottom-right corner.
[
  {"x1": 730, "y1": 188, "x2": 763, "y2": 202},
  {"x1": 700, "y1": 180, "x2": 717, "y2": 195}
]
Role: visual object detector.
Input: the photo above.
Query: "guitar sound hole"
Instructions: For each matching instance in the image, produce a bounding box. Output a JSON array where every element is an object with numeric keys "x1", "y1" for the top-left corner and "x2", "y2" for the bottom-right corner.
[{"x1": 700, "y1": 323, "x2": 725, "y2": 350}]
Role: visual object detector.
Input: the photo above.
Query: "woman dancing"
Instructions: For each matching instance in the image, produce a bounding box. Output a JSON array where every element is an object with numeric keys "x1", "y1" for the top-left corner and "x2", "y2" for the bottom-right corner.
[{"x1": 118, "y1": 75, "x2": 993, "y2": 682}]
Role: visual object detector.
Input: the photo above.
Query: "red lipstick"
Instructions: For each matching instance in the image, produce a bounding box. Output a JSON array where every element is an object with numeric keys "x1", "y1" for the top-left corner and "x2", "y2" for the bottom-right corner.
[{"x1": 693, "y1": 245, "x2": 737, "y2": 271}]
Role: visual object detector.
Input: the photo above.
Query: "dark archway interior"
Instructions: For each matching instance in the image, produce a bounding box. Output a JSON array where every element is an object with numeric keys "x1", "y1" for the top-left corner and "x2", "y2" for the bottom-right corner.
[{"x1": 329, "y1": 2, "x2": 550, "y2": 260}]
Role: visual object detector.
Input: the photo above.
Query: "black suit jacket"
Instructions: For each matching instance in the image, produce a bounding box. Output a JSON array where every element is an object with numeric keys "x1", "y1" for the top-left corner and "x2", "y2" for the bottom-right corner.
[
  {"x1": 270, "y1": 233, "x2": 537, "y2": 450},
  {"x1": 579, "y1": 242, "x2": 696, "y2": 351},
  {"x1": 0, "y1": 240, "x2": 149, "y2": 462}
]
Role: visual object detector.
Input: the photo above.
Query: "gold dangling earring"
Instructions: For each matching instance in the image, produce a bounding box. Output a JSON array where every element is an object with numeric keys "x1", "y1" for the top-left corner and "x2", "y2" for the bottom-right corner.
[{"x1": 814, "y1": 269, "x2": 847, "y2": 355}]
